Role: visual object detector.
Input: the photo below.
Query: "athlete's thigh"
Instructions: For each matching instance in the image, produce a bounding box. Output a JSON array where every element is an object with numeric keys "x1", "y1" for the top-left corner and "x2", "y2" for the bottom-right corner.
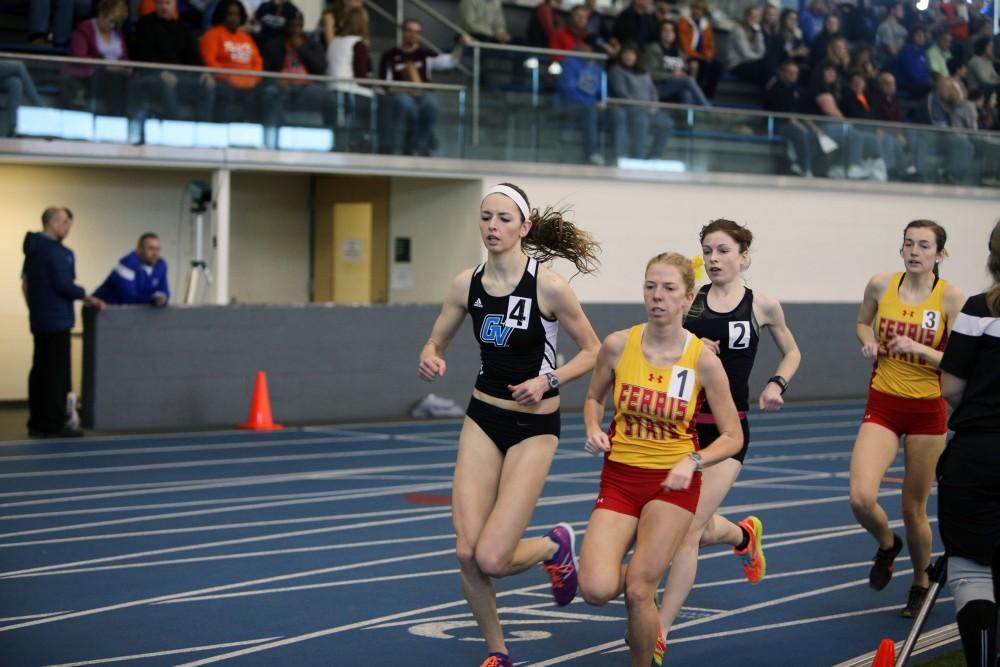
[
  {"x1": 901, "y1": 433, "x2": 947, "y2": 503},
  {"x1": 850, "y1": 423, "x2": 901, "y2": 497},
  {"x1": 693, "y1": 458, "x2": 742, "y2": 529},
  {"x1": 579, "y1": 508, "x2": 638, "y2": 586},
  {"x1": 452, "y1": 417, "x2": 505, "y2": 548},
  {"x1": 629, "y1": 500, "x2": 695, "y2": 586},
  {"x1": 478, "y1": 433, "x2": 559, "y2": 554}
]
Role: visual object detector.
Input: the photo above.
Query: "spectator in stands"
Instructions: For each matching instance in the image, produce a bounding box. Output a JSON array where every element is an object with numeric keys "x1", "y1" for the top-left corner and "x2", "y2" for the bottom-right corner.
[
  {"x1": 799, "y1": 0, "x2": 828, "y2": 46},
  {"x1": 527, "y1": 0, "x2": 561, "y2": 48},
  {"x1": 678, "y1": 0, "x2": 722, "y2": 98},
  {"x1": 875, "y1": 2, "x2": 907, "y2": 66},
  {"x1": 378, "y1": 19, "x2": 468, "y2": 156},
  {"x1": 774, "y1": 9, "x2": 809, "y2": 71},
  {"x1": 926, "y1": 29, "x2": 953, "y2": 80},
  {"x1": 201, "y1": 0, "x2": 268, "y2": 123},
  {"x1": 255, "y1": 0, "x2": 303, "y2": 48},
  {"x1": 130, "y1": 0, "x2": 215, "y2": 121},
  {"x1": 841, "y1": 71, "x2": 890, "y2": 180},
  {"x1": 895, "y1": 26, "x2": 932, "y2": 99},
  {"x1": 460, "y1": 0, "x2": 511, "y2": 43},
  {"x1": 608, "y1": 41, "x2": 672, "y2": 160},
  {"x1": 805, "y1": 60, "x2": 874, "y2": 179},
  {"x1": 654, "y1": 0, "x2": 676, "y2": 26},
  {"x1": 969, "y1": 88, "x2": 997, "y2": 131},
  {"x1": 849, "y1": 42, "x2": 878, "y2": 83},
  {"x1": 67, "y1": 0, "x2": 130, "y2": 115},
  {"x1": 642, "y1": 19, "x2": 710, "y2": 106},
  {"x1": 824, "y1": 35, "x2": 851, "y2": 80},
  {"x1": 839, "y1": 0, "x2": 877, "y2": 45},
  {"x1": 318, "y1": 7, "x2": 373, "y2": 150},
  {"x1": 761, "y1": 4, "x2": 783, "y2": 76},
  {"x1": 613, "y1": 0, "x2": 659, "y2": 47},
  {"x1": 0, "y1": 61, "x2": 44, "y2": 137},
  {"x1": 323, "y1": 7, "x2": 371, "y2": 82},
  {"x1": 22, "y1": 206, "x2": 106, "y2": 438},
  {"x1": 764, "y1": 59, "x2": 816, "y2": 176},
  {"x1": 262, "y1": 14, "x2": 336, "y2": 134},
  {"x1": 583, "y1": 0, "x2": 616, "y2": 56},
  {"x1": 28, "y1": 0, "x2": 74, "y2": 47},
  {"x1": 916, "y1": 75, "x2": 976, "y2": 183},
  {"x1": 808, "y1": 13, "x2": 841, "y2": 69},
  {"x1": 869, "y1": 71, "x2": 919, "y2": 178},
  {"x1": 725, "y1": 6, "x2": 768, "y2": 86},
  {"x1": 550, "y1": 4, "x2": 589, "y2": 52},
  {"x1": 331, "y1": 0, "x2": 366, "y2": 32},
  {"x1": 967, "y1": 38, "x2": 1000, "y2": 96},
  {"x1": 554, "y1": 40, "x2": 605, "y2": 164},
  {"x1": 93, "y1": 233, "x2": 170, "y2": 306},
  {"x1": 946, "y1": 60, "x2": 978, "y2": 130},
  {"x1": 936, "y1": 0, "x2": 970, "y2": 50}
]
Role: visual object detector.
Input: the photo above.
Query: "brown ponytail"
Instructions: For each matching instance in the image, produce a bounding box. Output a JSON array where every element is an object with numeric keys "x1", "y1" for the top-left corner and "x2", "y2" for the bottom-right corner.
[
  {"x1": 500, "y1": 182, "x2": 601, "y2": 276},
  {"x1": 987, "y1": 220, "x2": 1000, "y2": 316}
]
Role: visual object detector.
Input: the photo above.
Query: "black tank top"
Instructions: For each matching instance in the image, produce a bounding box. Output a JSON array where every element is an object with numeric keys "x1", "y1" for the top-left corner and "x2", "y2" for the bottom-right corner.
[
  {"x1": 684, "y1": 284, "x2": 759, "y2": 412},
  {"x1": 468, "y1": 257, "x2": 559, "y2": 400}
]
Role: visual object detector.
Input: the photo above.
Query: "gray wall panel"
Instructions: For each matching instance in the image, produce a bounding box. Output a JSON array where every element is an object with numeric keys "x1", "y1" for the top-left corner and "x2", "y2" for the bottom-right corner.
[{"x1": 84, "y1": 302, "x2": 872, "y2": 431}]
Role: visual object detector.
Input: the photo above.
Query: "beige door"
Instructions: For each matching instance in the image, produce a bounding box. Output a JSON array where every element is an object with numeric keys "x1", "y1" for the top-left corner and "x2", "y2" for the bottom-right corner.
[{"x1": 331, "y1": 202, "x2": 373, "y2": 303}]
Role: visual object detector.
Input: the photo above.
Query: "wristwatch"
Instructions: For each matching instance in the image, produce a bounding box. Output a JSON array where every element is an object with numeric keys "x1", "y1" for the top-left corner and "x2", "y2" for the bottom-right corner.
[
  {"x1": 687, "y1": 451, "x2": 704, "y2": 471},
  {"x1": 545, "y1": 372, "x2": 559, "y2": 390},
  {"x1": 767, "y1": 375, "x2": 788, "y2": 395}
]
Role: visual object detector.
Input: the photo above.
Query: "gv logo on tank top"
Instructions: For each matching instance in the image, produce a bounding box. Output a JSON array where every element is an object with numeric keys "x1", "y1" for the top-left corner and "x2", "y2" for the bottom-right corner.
[{"x1": 480, "y1": 297, "x2": 533, "y2": 347}]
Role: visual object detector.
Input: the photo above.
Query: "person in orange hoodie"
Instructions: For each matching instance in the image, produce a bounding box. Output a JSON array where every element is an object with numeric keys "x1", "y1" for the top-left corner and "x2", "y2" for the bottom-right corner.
[
  {"x1": 201, "y1": 0, "x2": 269, "y2": 122},
  {"x1": 677, "y1": 0, "x2": 721, "y2": 98}
]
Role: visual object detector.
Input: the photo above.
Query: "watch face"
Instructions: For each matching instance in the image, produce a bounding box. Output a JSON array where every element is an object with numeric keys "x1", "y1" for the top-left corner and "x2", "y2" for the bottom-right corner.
[{"x1": 547, "y1": 374, "x2": 558, "y2": 388}]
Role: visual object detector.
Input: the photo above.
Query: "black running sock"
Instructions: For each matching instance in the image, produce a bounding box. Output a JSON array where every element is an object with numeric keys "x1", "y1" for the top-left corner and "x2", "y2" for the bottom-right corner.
[
  {"x1": 735, "y1": 525, "x2": 750, "y2": 552},
  {"x1": 956, "y1": 599, "x2": 997, "y2": 667}
]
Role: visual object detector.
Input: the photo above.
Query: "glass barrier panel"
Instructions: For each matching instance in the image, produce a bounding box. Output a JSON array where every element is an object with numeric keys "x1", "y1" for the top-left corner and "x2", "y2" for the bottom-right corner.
[{"x1": 7, "y1": 55, "x2": 466, "y2": 158}]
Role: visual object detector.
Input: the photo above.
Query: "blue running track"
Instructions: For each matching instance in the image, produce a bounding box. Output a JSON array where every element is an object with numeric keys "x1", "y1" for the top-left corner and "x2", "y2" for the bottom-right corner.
[{"x1": 0, "y1": 400, "x2": 958, "y2": 666}]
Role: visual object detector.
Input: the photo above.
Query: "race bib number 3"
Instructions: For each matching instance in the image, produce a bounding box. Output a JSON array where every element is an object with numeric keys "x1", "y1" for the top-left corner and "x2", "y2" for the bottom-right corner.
[
  {"x1": 922, "y1": 310, "x2": 940, "y2": 332},
  {"x1": 667, "y1": 366, "x2": 696, "y2": 401}
]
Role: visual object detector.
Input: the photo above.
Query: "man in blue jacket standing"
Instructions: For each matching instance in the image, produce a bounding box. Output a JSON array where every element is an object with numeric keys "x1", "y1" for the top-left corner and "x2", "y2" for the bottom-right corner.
[
  {"x1": 93, "y1": 233, "x2": 170, "y2": 306},
  {"x1": 22, "y1": 207, "x2": 106, "y2": 438}
]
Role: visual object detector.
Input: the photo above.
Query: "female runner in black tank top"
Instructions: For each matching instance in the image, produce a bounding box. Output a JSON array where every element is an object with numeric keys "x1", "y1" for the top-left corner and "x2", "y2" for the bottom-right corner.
[
  {"x1": 417, "y1": 183, "x2": 601, "y2": 667},
  {"x1": 656, "y1": 219, "x2": 801, "y2": 658}
]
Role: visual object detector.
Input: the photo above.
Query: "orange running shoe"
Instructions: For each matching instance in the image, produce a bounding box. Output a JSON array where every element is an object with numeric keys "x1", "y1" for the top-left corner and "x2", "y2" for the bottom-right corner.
[
  {"x1": 479, "y1": 652, "x2": 513, "y2": 667},
  {"x1": 733, "y1": 516, "x2": 766, "y2": 584}
]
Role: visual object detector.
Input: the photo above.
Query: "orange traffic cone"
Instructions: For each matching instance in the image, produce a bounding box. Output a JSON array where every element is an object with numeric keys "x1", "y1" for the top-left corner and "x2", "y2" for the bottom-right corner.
[
  {"x1": 240, "y1": 371, "x2": 283, "y2": 430},
  {"x1": 870, "y1": 638, "x2": 896, "y2": 667}
]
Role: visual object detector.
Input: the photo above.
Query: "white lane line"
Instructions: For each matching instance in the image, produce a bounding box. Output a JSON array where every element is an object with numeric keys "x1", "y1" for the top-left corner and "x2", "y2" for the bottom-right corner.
[
  {"x1": 527, "y1": 571, "x2": 918, "y2": 666},
  {"x1": 0, "y1": 454, "x2": 462, "y2": 481},
  {"x1": 168, "y1": 582, "x2": 557, "y2": 667},
  {"x1": 0, "y1": 472, "x2": 454, "y2": 508},
  {"x1": 0, "y1": 484, "x2": 458, "y2": 539},
  {"x1": 0, "y1": 434, "x2": 391, "y2": 462},
  {"x1": 0, "y1": 547, "x2": 459, "y2": 633},
  {"x1": 13, "y1": 510, "x2": 871, "y2": 580},
  {"x1": 41, "y1": 637, "x2": 283, "y2": 667},
  {"x1": 156, "y1": 568, "x2": 462, "y2": 604},
  {"x1": 1, "y1": 489, "x2": 392, "y2": 521},
  {"x1": 0, "y1": 611, "x2": 70, "y2": 622},
  {"x1": 0, "y1": 489, "x2": 875, "y2": 578},
  {"x1": 0, "y1": 505, "x2": 454, "y2": 552}
]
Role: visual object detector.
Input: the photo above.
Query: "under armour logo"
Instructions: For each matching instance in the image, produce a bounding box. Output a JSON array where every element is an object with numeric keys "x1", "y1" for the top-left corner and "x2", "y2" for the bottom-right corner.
[
  {"x1": 473, "y1": 298, "x2": 483, "y2": 308},
  {"x1": 901, "y1": 310, "x2": 914, "y2": 317},
  {"x1": 648, "y1": 373, "x2": 663, "y2": 383},
  {"x1": 596, "y1": 497, "x2": 604, "y2": 504}
]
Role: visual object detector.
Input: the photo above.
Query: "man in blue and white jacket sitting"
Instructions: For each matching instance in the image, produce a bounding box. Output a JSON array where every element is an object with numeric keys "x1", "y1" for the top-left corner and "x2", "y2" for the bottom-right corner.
[{"x1": 94, "y1": 233, "x2": 170, "y2": 306}]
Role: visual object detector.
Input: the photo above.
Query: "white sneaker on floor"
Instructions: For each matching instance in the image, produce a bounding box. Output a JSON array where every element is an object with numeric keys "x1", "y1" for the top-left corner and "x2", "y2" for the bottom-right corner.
[{"x1": 847, "y1": 164, "x2": 868, "y2": 180}]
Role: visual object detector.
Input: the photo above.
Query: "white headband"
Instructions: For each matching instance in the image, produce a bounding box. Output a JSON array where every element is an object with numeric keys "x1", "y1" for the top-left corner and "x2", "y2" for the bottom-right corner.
[{"x1": 483, "y1": 185, "x2": 530, "y2": 221}]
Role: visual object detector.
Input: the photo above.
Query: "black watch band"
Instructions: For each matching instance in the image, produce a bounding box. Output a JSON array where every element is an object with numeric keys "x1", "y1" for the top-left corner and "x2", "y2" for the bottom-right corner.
[{"x1": 768, "y1": 375, "x2": 788, "y2": 395}]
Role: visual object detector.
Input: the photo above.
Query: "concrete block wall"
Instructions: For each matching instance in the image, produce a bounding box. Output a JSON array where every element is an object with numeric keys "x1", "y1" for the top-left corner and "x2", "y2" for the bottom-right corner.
[{"x1": 84, "y1": 302, "x2": 869, "y2": 431}]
